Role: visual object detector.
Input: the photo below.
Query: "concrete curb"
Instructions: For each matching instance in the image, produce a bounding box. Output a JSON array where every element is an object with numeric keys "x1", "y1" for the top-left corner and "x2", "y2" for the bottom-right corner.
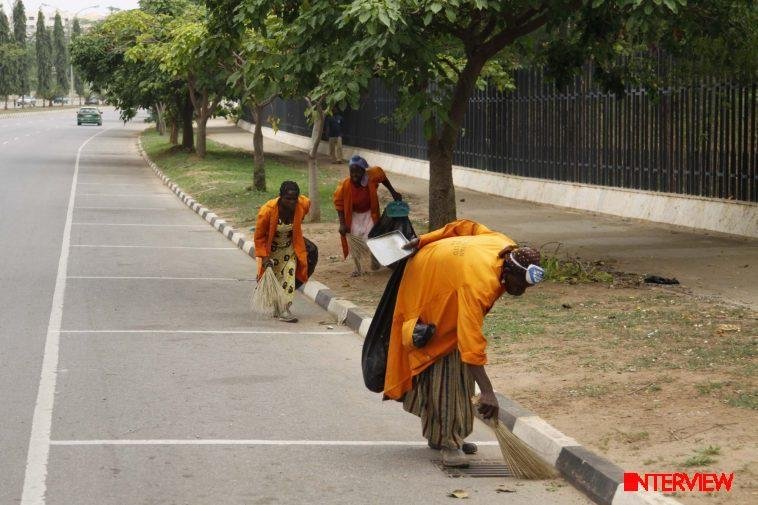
[{"x1": 136, "y1": 136, "x2": 681, "y2": 505}]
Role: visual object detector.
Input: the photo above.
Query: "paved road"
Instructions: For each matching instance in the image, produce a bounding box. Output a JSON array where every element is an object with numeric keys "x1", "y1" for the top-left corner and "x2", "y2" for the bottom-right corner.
[{"x1": 1, "y1": 110, "x2": 590, "y2": 504}]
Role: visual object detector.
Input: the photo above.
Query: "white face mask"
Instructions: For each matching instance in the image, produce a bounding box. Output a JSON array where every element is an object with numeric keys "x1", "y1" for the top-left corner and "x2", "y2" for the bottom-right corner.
[{"x1": 509, "y1": 252, "x2": 545, "y2": 285}]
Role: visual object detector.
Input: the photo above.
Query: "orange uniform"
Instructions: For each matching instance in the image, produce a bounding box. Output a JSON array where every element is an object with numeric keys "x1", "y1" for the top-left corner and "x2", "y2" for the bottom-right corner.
[
  {"x1": 254, "y1": 195, "x2": 311, "y2": 284},
  {"x1": 383, "y1": 220, "x2": 516, "y2": 400},
  {"x1": 333, "y1": 166, "x2": 387, "y2": 257}
]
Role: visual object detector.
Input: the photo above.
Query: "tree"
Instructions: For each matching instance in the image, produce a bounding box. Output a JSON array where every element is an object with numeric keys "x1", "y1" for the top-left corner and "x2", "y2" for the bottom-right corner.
[
  {"x1": 0, "y1": 7, "x2": 24, "y2": 109},
  {"x1": 331, "y1": 0, "x2": 757, "y2": 229},
  {"x1": 52, "y1": 12, "x2": 69, "y2": 97},
  {"x1": 71, "y1": 18, "x2": 85, "y2": 102},
  {"x1": 207, "y1": 1, "x2": 283, "y2": 190},
  {"x1": 12, "y1": 0, "x2": 28, "y2": 97},
  {"x1": 154, "y1": 7, "x2": 229, "y2": 157},
  {"x1": 35, "y1": 11, "x2": 53, "y2": 106},
  {"x1": 230, "y1": 1, "x2": 375, "y2": 222},
  {"x1": 72, "y1": 8, "x2": 182, "y2": 135}
]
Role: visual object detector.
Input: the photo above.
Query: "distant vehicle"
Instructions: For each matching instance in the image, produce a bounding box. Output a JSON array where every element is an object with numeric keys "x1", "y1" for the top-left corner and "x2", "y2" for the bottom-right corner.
[
  {"x1": 15, "y1": 96, "x2": 37, "y2": 107},
  {"x1": 52, "y1": 96, "x2": 70, "y2": 105},
  {"x1": 77, "y1": 107, "x2": 102, "y2": 126},
  {"x1": 84, "y1": 96, "x2": 100, "y2": 105}
]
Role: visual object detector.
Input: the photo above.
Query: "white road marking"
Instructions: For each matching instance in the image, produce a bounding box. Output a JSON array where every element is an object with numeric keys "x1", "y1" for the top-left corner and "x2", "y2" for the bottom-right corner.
[
  {"x1": 61, "y1": 330, "x2": 354, "y2": 335},
  {"x1": 68, "y1": 276, "x2": 254, "y2": 281},
  {"x1": 21, "y1": 126, "x2": 113, "y2": 505},
  {"x1": 71, "y1": 245, "x2": 237, "y2": 250},
  {"x1": 78, "y1": 193, "x2": 173, "y2": 197},
  {"x1": 72, "y1": 222, "x2": 209, "y2": 227},
  {"x1": 50, "y1": 439, "x2": 499, "y2": 446},
  {"x1": 75, "y1": 206, "x2": 174, "y2": 210}
]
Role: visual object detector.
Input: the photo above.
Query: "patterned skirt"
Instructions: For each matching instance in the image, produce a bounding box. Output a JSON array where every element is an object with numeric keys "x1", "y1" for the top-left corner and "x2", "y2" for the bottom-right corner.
[
  {"x1": 270, "y1": 223, "x2": 297, "y2": 305},
  {"x1": 402, "y1": 350, "x2": 475, "y2": 450}
]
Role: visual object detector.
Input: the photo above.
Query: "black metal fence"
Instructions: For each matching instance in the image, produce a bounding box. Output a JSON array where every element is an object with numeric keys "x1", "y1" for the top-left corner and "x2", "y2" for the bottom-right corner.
[{"x1": 248, "y1": 66, "x2": 757, "y2": 203}]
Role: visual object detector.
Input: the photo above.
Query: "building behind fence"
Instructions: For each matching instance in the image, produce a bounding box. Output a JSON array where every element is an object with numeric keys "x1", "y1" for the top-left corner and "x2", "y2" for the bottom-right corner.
[{"x1": 247, "y1": 63, "x2": 756, "y2": 204}]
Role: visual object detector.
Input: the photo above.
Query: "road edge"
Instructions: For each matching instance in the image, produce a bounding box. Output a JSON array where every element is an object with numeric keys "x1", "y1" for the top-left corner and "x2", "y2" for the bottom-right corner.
[{"x1": 136, "y1": 135, "x2": 681, "y2": 505}]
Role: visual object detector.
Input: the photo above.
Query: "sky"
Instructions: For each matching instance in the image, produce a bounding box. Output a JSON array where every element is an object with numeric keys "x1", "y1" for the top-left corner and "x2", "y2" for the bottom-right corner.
[{"x1": 1, "y1": 0, "x2": 140, "y2": 17}]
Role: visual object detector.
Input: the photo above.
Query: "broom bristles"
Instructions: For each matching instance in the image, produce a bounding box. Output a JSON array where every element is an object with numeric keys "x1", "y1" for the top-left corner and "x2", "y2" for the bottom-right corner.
[
  {"x1": 250, "y1": 266, "x2": 287, "y2": 317},
  {"x1": 347, "y1": 233, "x2": 370, "y2": 262},
  {"x1": 473, "y1": 397, "x2": 556, "y2": 480}
]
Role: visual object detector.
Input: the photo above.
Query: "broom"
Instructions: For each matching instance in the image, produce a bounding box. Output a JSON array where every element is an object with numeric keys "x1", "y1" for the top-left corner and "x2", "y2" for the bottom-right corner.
[
  {"x1": 472, "y1": 396, "x2": 556, "y2": 480},
  {"x1": 250, "y1": 266, "x2": 287, "y2": 317},
  {"x1": 347, "y1": 233, "x2": 371, "y2": 271}
]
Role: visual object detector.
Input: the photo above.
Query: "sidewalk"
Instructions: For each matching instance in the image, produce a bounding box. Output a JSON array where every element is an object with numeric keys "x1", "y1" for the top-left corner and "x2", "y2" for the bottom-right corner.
[{"x1": 207, "y1": 118, "x2": 757, "y2": 309}]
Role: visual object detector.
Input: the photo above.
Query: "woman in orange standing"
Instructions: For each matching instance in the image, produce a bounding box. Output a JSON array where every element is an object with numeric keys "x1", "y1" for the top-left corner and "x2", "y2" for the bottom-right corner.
[{"x1": 254, "y1": 181, "x2": 311, "y2": 322}]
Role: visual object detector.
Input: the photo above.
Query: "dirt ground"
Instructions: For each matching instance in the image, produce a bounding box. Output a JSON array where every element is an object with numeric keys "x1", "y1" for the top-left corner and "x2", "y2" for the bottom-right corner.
[{"x1": 202, "y1": 122, "x2": 757, "y2": 504}]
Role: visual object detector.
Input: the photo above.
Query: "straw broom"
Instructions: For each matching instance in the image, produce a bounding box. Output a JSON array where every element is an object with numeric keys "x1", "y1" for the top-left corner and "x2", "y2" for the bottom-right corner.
[
  {"x1": 472, "y1": 396, "x2": 556, "y2": 480},
  {"x1": 347, "y1": 233, "x2": 371, "y2": 262},
  {"x1": 250, "y1": 266, "x2": 287, "y2": 317}
]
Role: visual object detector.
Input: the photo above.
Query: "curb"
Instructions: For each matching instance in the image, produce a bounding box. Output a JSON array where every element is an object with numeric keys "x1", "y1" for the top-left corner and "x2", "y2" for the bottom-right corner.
[{"x1": 136, "y1": 136, "x2": 681, "y2": 505}]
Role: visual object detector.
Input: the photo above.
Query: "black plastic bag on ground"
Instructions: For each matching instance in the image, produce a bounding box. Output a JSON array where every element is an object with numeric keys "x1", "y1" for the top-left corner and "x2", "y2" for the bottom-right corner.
[
  {"x1": 361, "y1": 257, "x2": 408, "y2": 393},
  {"x1": 296, "y1": 238, "x2": 319, "y2": 289}
]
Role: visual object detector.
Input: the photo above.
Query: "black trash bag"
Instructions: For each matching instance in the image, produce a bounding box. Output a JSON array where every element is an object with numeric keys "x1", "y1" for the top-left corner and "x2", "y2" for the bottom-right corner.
[
  {"x1": 304, "y1": 237, "x2": 318, "y2": 277},
  {"x1": 295, "y1": 238, "x2": 319, "y2": 289},
  {"x1": 368, "y1": 207, "x2": 417, "y2": 242},
  {"x1": 361, "y1": 257, "x2": 408, "y2": 393}
]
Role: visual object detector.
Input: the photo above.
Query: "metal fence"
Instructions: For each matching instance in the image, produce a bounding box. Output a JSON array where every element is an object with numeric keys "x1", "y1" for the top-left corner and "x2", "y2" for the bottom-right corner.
[{"x1": 251, "y1": 65, "x2": 757, "y2": 203}]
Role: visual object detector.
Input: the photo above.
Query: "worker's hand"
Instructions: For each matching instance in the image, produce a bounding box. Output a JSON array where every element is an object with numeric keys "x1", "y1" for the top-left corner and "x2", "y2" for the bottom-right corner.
[
  {"x1": 392, "y1": 191, "x2": 403, "y2": 201},
  {"x1": 477, "y1": 390, "x2": 499, "y2": 420},
  {"x1": 497, "y1": 244, "x2": 519, "y2": 258},
  {"x1": 402, "y1": 237, "x2": 419, "y2": 251},
  {"x1": 339, "y1": 223, "x2": 349, "y2": 235}
]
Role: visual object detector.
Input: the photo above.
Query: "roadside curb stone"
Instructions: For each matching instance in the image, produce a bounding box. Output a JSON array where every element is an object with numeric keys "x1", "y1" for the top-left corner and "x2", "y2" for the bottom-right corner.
[{"x1": 136, "y1": 136, "x2": 681, "y2": 505}]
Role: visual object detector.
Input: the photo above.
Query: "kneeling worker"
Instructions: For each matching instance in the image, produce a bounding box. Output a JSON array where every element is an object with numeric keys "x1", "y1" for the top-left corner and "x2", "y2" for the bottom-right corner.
[{"x1": 383, "y1": 219, "x2": 543, "y2": 467}]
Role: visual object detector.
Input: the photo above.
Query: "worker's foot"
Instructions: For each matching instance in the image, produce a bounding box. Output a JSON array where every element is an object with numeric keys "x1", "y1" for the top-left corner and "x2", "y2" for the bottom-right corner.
[
  {"x1": 350, "y1": 270, "x2": 363, "y2": 277},
  {"x1": 428, "y1": 441, "x2": 477, "y2": 454},
  {"x1": 441, "y1": 448, "x2": 469, "y2": 468},
  {"x1": 278, "y1": 308, "x2": 298, "y2": 323}
]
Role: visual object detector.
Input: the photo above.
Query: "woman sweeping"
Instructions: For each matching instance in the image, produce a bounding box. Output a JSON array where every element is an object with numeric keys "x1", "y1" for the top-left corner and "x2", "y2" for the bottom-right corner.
[
  {"x1": 333, "y1": 154, "x2": 402, "y2": 276},
  {"x1": 254, "y1": 181, "x2": 311, "y2": 323}
]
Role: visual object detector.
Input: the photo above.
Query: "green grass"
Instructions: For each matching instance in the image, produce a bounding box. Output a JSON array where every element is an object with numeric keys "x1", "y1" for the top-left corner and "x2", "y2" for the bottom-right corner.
[
  {"x1": 682, "y1": 446, "x2": 721, "y2": 468},
  {"x1": 141, "y1": 128, "x2": 342, "y2": 229},
  {"x1": 727, "y1": 390, "x2": 757, "y2": 410}
]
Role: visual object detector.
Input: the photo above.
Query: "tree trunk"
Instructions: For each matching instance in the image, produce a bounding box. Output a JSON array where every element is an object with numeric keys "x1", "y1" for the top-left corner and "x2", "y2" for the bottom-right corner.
[
  {"x1": 252, "y1": 105, "x2": 266, "y2": 191},
  {"x1": 426, "y1": 56, "x2": 486, "y2": 230},
  {"x1": 427, "y1": 139, "x2": 457, "y2": 230},
  {"x1": 196, "y1": 114, "x2": 207, "y2": 158},
  {"x1": 169, "y1": 118, "x2": 178, "y2": 145},
  {"x1": 307, "y1": 105, "x2": 325, "y2": 223},
  {"x1": 154, "y1": 103, "x2": 166, "y2": 135},
  {"x1": 180, "y1": 93, "x2": 194, "y2": 151}
]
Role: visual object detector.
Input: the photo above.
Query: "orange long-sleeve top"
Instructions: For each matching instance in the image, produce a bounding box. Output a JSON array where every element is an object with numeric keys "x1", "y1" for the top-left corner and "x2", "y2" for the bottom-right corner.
[
  {"x1": 254, "y1": 195, "x2": 311, "y2": 283},
  {"x1": 333, "y1": 166, "x2": 387, "y2": 258},
  {"x1": 383, "y1": 220, "x2": 516, "y2": 400}
]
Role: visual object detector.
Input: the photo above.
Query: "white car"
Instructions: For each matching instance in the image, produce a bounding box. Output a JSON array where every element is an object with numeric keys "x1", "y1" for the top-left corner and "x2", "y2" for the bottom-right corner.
[{"x1": 15, "y1": 96, "x2": 37, "y2": 107}]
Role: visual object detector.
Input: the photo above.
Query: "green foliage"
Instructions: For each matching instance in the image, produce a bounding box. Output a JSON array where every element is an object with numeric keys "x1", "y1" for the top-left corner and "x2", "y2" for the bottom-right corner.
[
  {"x1": 35, "y1": 12, "x2": 53, "y2": 100},
  {"x1": 52, "y1": 13, "x2": 69, "y2": 93},
  {"x1": 71, "y1": 18, "x2": 85, "y2": 96},
  {"x1": 0, "y1": 7, "x2": 10, "y2": 43},
  {"x1": 12, "y1": 0, "x2": 28, "y2": 94},
  {"x1": 72, "y1": 8, "x2": 181, "y2": 121}
]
